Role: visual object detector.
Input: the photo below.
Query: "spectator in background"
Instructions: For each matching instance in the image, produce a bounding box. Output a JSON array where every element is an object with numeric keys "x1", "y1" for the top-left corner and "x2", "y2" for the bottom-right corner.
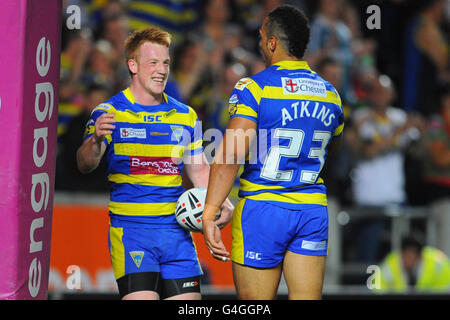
[
  {"x1": 350, "y1": 74, "x2": 423, "y2": 263},
  {"x1": 317, "y1": 57, "x2": 356, "y2": 205},
  {"x1": 81, "y1": 39, "x2": 117, "y2": 92},
  {"x1": 231, "y1": 0, "x2": 266, "y2": 54},
  {"x1": 305, "y1": 0, "x2": 354, "y2": 104},
  {"x1": 171, "y1": 38, "x2": 211, "y2": 109},
  {"x1": 99, "y1": 14, "x2": 130, "y2": 91},
  {"x1": 101, "y1": 14, "x2": 128, "y2": 63},
  {"x1": 58, "y1": 30, "x2": 93, "y2": 156},
  {"x1": 377, "y1": 235, "x2": 450, "y2": 293},
  {"x1": 402, "y1": 0, "x2": 449, "y2": 116},
  {"x1": 60, "y1": 30, "x2": 92, "y2": 99},
  {"x1": 422, "y1": 82, "x2": 450, "y2": 257},
  {"x1": 317, "y1": 57, "x2": 342, "y2": 93},
  {"x1": 55, "y1": 85, "x2": 111, "y2": 192},
  {"x1": 352, "y1": 74, "x2": 423, "y2": 207},
  {"x1": 194, "y1": 0, "x2": 240, "y2": 76},
  {"x1": 201, "y1": 62, "x2": 248, "y2": 202},
  {"x1": 340, "y1": 1, "x2": 377, "y2": 104},
  {"x1": 204, "y1": 62, "x2": 247, "y2": 133},
  {"x1": 181, "y1": 0, "x2": 252, "y2": 119},
  {"x1": 84, "y1": 0, "x2": 126, "y2": 32},
  {"x1": 127, "y1": 0, "x2": 202, "y2": 45}
]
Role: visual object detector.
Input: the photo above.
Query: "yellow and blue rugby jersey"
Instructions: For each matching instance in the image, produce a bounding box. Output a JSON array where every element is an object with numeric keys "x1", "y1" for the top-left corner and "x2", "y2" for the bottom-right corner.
[
  {"x1": 228, "y1": 61, "x2": 344, "y2": 209},
  {"x1": 84, "y1": 88, "x2": 203, "y2": 226}
]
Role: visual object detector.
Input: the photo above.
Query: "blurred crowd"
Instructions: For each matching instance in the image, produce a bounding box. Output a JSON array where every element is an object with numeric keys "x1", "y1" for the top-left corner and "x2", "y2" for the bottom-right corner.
[{"x1": 55, "y1": 0, "x2": 450, "y2": 287}]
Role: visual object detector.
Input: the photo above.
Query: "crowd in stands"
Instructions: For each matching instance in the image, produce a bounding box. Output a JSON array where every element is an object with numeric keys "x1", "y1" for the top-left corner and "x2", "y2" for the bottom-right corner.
[{"x1": 56, "y1": 0, "x2": 450, "y2": 280}]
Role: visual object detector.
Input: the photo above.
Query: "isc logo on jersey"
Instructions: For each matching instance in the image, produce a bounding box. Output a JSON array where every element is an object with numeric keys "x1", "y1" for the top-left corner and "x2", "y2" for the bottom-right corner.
[{"x1": 282, "y1": 78, "x2": 327, "y2": 97}]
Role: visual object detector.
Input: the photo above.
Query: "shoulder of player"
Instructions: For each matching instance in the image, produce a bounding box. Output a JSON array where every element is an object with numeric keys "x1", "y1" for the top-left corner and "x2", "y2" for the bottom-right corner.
[
  {"x1": 165, "y1": 94, "x2": 200, "y2": 126},
  {"x1": 165, "y1": 94, "x2": 196, "y2": 116},
  {"x1": 312, "y1": 73, "x2": 344, "y2": 110},
  {"x1": 252, "y1": 67, "x2": 279, "y2": 88},
  {"x1": 233, "y1": 77, "x2": 257, "y2": 92},
  {"x1": 165, "y1": 94, "x2": 188, "y2": 111},
  {"x1": 90, "y1": 101, "x2": 116, "y2": 116},
  {"x1": 90, "y1": 91, "x2": 127, "y2": 115},
  {"x1": 233, "y1": 74, "x2": 265, "y2": 105}
]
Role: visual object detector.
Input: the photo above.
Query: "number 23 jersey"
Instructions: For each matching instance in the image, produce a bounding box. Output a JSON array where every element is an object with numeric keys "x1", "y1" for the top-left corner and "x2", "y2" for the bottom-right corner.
[{"x1": 228, "y1": 60, "x2": 344, "y2": 209}]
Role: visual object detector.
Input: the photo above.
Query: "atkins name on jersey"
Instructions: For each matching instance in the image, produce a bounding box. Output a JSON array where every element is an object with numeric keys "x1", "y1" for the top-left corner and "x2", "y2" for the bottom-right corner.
[{"x1": 281, "y1": 101, "x2": 336, "y2": 127}]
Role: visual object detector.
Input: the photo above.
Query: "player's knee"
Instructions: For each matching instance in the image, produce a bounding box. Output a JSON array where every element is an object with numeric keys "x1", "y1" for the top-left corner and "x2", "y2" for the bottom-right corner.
[
  {"x1": 122, "y1": 290, "x2": 159, "y2": 300},
  {"x1": 164, "y1": 292, "x2": 201, "y2": 300},
  {"x1": 236, "y1": 286, "x2": 277, "y2": 300},
  {"x1": 288, "y1": 291, "x2": 322, "y2": 300},
  {"x1": 236, "y1": 288, "x2": 257, "y2": 300}
]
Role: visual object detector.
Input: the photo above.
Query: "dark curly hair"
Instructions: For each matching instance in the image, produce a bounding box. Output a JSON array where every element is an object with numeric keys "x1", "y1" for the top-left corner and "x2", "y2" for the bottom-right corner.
[{"x1": 265, "y1": 5, "x2": 310, "y2": 59}]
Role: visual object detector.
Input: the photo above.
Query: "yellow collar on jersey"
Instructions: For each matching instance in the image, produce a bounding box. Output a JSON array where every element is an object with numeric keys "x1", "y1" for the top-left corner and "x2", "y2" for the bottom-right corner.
[
  {"x1": 122, "y1": 87, "x2": 168, "y2": 105},
  {"x1": 274, "y1": 60, "x2": 311, "y2": 71}
]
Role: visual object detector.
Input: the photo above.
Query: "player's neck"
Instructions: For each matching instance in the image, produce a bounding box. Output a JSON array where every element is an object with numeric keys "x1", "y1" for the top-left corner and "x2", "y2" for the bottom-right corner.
[
  {"x1": 270, "y1": 48, "x2": 301, "y2": 67},
  {"x1": 270, "y1": 54, "x2": 301, "y2": 67},
  {"x1": 129, "y1": 82, "x2": 164, "y2": 106}
]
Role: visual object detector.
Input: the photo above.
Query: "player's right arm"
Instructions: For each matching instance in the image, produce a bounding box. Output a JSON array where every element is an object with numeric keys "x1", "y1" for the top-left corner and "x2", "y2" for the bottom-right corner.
[{"x1": 76, "y1": 112, "x2": 116, "y2": 174}]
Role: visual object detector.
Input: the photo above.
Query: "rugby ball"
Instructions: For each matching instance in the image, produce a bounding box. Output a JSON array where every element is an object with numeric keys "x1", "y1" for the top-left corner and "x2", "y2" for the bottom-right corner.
[{"x1": 175, "y1": 188, "x2": 207, "y2": 233}]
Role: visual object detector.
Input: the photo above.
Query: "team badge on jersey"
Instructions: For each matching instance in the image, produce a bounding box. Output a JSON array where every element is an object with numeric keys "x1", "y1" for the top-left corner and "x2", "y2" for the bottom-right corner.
[
  {"x1": 83, "y1": 119, "x2": 95, "y2": 137},
  {"x1": 129, "y1": 251, "x2": 144, "y2": 268},
  {"x1": 229, "y1": 94, "x2": 239, "y2": 116},
  {"x1": 235, "y1": 78, "x2": 253, "y2": 91},
  {"x1": 170, "y1": 125, "x2": 184, "y2": 143}
]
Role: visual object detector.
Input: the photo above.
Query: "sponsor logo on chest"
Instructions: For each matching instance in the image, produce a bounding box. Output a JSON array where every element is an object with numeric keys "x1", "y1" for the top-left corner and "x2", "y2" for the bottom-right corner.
[
  {"x1": 281, "y1": 77, "x2": 327, "y2": 97},
  {"x1": 120, "y1": 127, "x2": 146, "y2": 139},
  {"x1": 130, "y1": 156, "x2": 180, "y2": 175}
]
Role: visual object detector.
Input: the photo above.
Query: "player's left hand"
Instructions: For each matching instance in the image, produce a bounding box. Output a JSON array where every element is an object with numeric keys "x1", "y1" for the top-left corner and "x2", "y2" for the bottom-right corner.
[{"x1": 215, "y1": 198, "x2": 234, "y2": 229}]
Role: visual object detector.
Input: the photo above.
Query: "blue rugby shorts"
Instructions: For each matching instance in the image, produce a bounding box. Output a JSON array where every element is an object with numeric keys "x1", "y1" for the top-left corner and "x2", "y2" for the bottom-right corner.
[
  {"x1": 231, "y1": 198, "x2": 328, "y2": 268},
  {"x1": 108, "y1": 223, "x2": 203, "y2": 281}
]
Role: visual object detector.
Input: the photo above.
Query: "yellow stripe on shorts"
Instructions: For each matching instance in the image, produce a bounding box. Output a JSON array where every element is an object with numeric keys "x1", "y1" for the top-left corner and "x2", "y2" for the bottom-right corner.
[
  {"x1": 231, "y1": 199, "x2": 247, "y2": 264},
  {"x1": 240, "y1": 178, "x2": 325, "y2": 193},
  {"x1": 109, "y1": 226, "x2": 125, "y2": 279},
  {"x1": 245, "y1": 192, "x2": 327, "y2": 206}
]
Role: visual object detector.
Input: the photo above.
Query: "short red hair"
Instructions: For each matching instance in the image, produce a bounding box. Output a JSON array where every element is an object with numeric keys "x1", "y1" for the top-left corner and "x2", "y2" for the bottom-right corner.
[{"x1": 124, "y1": 26, "x2": 171, "y2": 63}]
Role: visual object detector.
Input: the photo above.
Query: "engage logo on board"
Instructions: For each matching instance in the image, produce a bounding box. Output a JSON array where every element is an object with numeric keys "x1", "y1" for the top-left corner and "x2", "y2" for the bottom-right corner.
[{"x1": 28, "y1": 36, "x2": 54, "y2": 298}]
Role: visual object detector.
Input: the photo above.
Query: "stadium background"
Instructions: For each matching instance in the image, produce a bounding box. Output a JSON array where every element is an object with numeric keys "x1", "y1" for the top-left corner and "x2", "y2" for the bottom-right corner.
[{"x1": 50, "y1": 0, "x2": 450, "y2": 299}]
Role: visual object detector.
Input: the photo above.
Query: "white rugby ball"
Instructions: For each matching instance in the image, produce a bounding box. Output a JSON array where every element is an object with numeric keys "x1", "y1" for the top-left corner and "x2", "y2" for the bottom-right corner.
[{"x1": 175, "y1": 188, "x2": 207, "y2": 233}]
